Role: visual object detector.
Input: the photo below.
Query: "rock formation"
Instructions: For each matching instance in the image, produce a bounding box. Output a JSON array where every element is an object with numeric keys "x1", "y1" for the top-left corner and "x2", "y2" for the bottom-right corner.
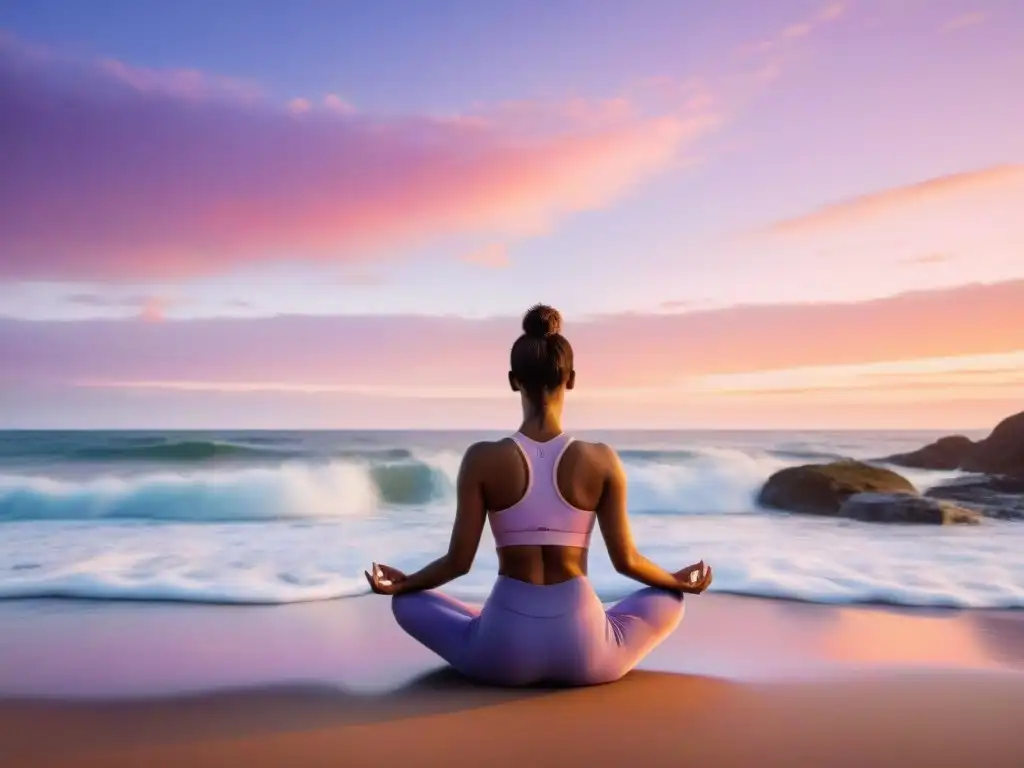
[
  {"x1": 881, "y1": 435, "x2": 974, "y2": 471},
  {"x1": 756, "y1": 460, "x2": 917, "y2": 517},
  {"x1": 961, "y1": 411, "x2": 1024, "y2": 476},
  {"x1": 882, "y1": 410, "x2": 1024, "y2": 475},
  {"x1": 838, "y1": 492, "x2": 980, "y2": 525},
  {"x1": 925, "y1": 475, "x2": 1024, "y2": 520}
]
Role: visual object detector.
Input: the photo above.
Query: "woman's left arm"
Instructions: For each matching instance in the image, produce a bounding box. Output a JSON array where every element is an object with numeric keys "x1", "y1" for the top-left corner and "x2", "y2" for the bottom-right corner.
[{"x1": 377, "y1": 442, "x2": 488, "y2": 595}]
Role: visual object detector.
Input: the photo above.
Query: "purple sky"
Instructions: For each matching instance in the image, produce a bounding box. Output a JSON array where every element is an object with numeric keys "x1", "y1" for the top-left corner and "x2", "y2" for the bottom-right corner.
[{"x1": 1, "y1": 1, "x2": 1022, "y2": 428}]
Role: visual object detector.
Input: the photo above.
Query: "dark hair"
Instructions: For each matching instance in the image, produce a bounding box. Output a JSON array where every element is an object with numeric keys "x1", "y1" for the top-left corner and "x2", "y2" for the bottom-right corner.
[{"x1": 510, "y1": 304, "x2": 574, "y2": 402}]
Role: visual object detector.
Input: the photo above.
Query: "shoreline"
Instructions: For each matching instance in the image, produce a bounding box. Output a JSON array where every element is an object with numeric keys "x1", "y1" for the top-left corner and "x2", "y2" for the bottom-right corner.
[
  {"x1": 3, "y1": 592, "x2": 1022, "y2": 699},
  {"x1": 3, "y1": 583, "x2": 1022, "y2": 611},
  {"x1": 3, "y1": 592, "x2": 1024, "y2": 765}
]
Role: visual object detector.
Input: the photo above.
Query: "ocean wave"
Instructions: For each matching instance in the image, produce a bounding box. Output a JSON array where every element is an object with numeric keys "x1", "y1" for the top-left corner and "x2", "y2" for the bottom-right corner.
[
  {"x1": 766, "y1": 448, "x2": 846, "y2": 461},
  {"x1": 0, "y1": 446, "x2": 787, "y2": 522},
  {"x1": 618, "y1": 448, "x2": 699, "y2": 462},
  {"x1": 0, "y1": 434, "x2": 425, "y2": 465},
  {"x1": 70, "y1": 439, "x2": 298, "y2": 462},
  {"x1": 625, "y1": 447, "x2": 790, "y2": 515},
  {"x1": 0, "y1": 455, "x2": 459, "y2": 522}
]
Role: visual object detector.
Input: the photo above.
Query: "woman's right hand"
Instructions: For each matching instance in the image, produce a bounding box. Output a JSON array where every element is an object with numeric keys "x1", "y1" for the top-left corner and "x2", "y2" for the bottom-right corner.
[{"x1": 673, "y1": 561, "x2": 713, "y2": 594}]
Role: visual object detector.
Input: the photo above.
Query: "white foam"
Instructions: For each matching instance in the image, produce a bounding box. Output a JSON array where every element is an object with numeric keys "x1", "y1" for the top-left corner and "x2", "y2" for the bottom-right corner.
[
  {"x1": 1, "y1": 441, "x2": 1020, "y2": 608},
  {"x1": 0, "y1": 462, "x2": 382, "y2": 522},
  {"x1": 624, "y1": 447, "x2": 791, "y2": 515},
  {"x1": 1, "y1": 513, "x2": 1022, "y2": 608}
]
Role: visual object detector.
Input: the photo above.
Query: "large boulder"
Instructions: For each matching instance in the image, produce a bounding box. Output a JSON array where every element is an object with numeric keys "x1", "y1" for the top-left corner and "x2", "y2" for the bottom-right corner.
[
  {"x1": 838, "y1": 492, "x2": 981, "y2": 525},
  {"x1": 757, "y1": 460, "x2": 917, "y2": 516},
  {"x1": 924, "y1": 475, "x2": 1024, "y2": 520},
  {"x1": 961, "y1": 411, "x2": 1024, "y2": 475},
  {"x1": 881, "y1": 435, "x2": 975, "y2": 470}
]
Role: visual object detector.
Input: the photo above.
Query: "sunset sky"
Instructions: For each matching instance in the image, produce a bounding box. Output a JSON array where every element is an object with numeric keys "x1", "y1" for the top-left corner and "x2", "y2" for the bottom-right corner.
[{"x1": 1, "y1": 0, "x2": 1022, "y2": 429}]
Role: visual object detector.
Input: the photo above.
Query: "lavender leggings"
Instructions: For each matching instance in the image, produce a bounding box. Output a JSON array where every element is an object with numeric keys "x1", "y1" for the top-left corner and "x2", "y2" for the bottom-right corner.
[{"x1": 392, "y1": 576, "x2": 684, "y2": 686}]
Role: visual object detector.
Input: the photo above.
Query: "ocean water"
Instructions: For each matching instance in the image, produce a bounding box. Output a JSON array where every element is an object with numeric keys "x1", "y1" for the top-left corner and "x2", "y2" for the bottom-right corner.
[{"x1": 0, "y1": 429, "x2": 1021, "y2": 609}]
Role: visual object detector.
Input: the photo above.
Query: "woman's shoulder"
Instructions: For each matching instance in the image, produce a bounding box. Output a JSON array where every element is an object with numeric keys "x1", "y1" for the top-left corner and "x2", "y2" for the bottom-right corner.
[
  {"x1": 568, "y1": 437, "x2": 615, "y2": 456},
  {"x1": 458, "y1": 438, "x2": 519, "y2": 467},
  {"x1": 461, "y1": 436, "x2": 617, "y2": 466},
  {"x1": 563, "y1": 438, "x2": 619, "y2": 474}
]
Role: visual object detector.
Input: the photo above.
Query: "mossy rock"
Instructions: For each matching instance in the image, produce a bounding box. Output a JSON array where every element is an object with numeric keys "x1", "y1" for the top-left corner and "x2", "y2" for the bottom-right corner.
[{"x1": 757, "y1": 460, "x2": 917, "y2": 517}]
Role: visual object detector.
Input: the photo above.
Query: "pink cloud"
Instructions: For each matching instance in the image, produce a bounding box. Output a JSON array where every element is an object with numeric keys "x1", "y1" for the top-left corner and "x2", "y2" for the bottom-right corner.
[
  {"x1": 740, "y1": 1, "x2": 846, "y2": 55},
  {"x1": 3, "y1": 280, "x2": 1023, "y2": 392},
  {"x1": 781, "y1": 22, "x2": 814, "y2": 40},
  {"x1": 763, "y1": 165, "x2": 1024, "y2": 237},
  {"x1": 818, "y1": 3, "x2": 846, "y2": 22},
  {"x1": 138, "y1": 297, "x2": 167, "y2": 323},
  {"x1": 941, "y1": 11, "x2": 991, "y2": 32},
  {"x1": 64, "y1": 293, "x2": 172, "y2": 318},
  {"x1": 286, "y1": 97, "x2": 312, "y2": 114},
  {"x1": 0, "y1": 35, "x2": 714, "y2": 281},
  {"x1": 323, "y1": 93, "x2": 355, "y2": 113},
  {"x1": 96, "y1": 58, "x2": 262, "y2": 101}
]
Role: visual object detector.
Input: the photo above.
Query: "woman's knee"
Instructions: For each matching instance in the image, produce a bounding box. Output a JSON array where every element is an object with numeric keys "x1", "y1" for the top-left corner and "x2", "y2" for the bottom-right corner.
[
  {"x1": 655, "y1": 591, "x2": 685, "y2": 626},
  {"x1": 629, "y1": 590, "x2": 685, "y2": 636},
  {"x1": 391, "y1": 592, "x2": 419, "y2": 628}
]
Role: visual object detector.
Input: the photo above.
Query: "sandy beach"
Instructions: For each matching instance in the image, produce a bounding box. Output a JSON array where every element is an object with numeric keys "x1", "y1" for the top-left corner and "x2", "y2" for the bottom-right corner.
[{"x1": 3, "y1": 593, "x2": 1024, "y2": 767}]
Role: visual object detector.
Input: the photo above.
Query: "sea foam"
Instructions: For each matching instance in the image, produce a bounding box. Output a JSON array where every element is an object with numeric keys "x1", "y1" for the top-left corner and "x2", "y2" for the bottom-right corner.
[{"x1": 1, "y1": 435, "x2": 1020, "y2": 609}]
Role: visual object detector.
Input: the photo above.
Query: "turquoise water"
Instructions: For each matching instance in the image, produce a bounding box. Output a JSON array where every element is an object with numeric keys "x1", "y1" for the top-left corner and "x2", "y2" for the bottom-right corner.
[{"x1": 0, "y1": 429, "x2": 1021, "y2": 608}]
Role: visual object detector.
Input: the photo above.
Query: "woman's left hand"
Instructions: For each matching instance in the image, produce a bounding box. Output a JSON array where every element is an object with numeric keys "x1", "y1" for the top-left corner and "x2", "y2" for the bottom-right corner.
[{"x1": 364, "y1": 562, "x2": 407, "y2": 595}]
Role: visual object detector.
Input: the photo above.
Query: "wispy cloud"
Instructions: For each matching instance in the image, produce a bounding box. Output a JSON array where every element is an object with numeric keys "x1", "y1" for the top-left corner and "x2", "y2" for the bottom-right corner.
[
  {"x1": 323, "y1": 93, "x2": 355, "y2": 113},
  {"x1": 762, "y1": 165, "x2": 1024, "y2": 237},
  {"x1": 742, "y1": 2, "x2": 847, "y2": 55},
  {"x1": 95, "y1": 57, "x2": 262, "y2": 100},
  {"x1": 728, "y1": 1, "x2": 849, "y2": 91},
  {"x1": 65, "y1": 293, "x2": 171, "y2": 321},
  {"x1": 692, "y1": 351, "x2": 1024, "y2": 397},
  {"x1": 3, "y1": 279, "x2": 1022, "y2": 393},
  {"x1": 941, "y1": 11, "x2": 991, "y2": 32},
  {"x1": 0, "y1": 33, "x2": 717, "y2": 282}
]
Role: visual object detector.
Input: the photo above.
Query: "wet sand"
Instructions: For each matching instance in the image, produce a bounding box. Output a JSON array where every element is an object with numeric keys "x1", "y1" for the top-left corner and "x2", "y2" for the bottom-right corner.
[{"x1": 2, "y1": 593, "x2": 1023, "y2": 766}]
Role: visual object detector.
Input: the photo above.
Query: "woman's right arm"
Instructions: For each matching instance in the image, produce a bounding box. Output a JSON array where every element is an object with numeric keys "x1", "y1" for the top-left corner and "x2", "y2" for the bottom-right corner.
[{"x1": 595, "y1": 444, "x2": 709, "y2": 593}]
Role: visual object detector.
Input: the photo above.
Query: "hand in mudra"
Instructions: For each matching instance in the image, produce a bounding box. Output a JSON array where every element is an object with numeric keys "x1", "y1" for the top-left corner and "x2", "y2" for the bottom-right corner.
[
  {"x1": 364, "y1": 562, "x2": 407, "y2": 595},
  {"x1": 673, "y1": 560, "x2": 713, "y2": 594}
]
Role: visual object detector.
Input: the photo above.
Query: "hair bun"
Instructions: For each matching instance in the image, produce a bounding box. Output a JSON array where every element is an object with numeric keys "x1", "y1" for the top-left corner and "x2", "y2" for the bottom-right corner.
[{"x1": 522, "y1": 304, "x2": 562, "y2": 338}]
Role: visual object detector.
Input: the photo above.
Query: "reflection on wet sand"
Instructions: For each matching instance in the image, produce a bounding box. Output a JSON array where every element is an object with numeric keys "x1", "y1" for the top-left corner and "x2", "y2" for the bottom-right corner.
[{"x1": 1, "y1": 593, "x2": 1020, "y2": 700}]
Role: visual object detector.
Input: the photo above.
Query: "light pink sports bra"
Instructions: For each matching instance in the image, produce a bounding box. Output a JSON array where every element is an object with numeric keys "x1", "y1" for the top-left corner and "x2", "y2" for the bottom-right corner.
[{"x1": 488, "y1": 432, "x2": 597, "y2": 549}]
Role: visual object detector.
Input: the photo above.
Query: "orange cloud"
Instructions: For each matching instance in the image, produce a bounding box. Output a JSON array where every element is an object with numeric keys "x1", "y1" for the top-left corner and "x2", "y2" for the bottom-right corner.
[
  {"x1": 763, "y1": 165, "x2": 1024, "y2": 237},
  {"x1": 5, "y1": 279, "x2": 1024, "y2": 391},
  {"x1": 6, "y1": 280, "x2": 1023, "y2": 428}
]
